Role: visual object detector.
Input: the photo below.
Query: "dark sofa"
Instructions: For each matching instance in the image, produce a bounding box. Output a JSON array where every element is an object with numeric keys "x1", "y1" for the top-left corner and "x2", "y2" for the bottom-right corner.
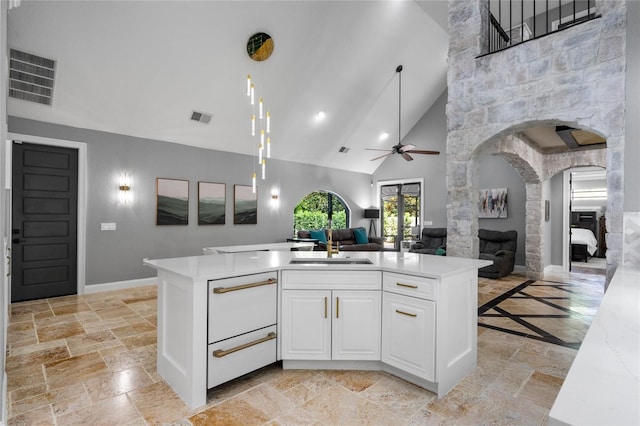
[
  {"x1": 409, "y1": 228, "x2": 447, "y2": 255},
  {"x1": 478, "y1": 229, "x2": 518, "y2": 278},
  {"x1": 297, "y1": 227, "x2": 384, "y2": 251}
]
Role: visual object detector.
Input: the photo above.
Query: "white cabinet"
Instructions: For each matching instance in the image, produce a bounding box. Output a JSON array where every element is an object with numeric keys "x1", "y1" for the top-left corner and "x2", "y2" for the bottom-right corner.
[
  {"x1": 207, "y1": 272, "x2": 278, "y2": 388},
  {"x1": 281, "y1": 290, "x2": 331, "y2": 359},
  {"x1": 332, "y1": 291, "x2": 381, "y2": 360},
  {"x1": 281, "y1": 270, "x2": 381, "y2": 361},
  {"x1": 382, "y1": 291, "x2": 435, "y2": 381}
]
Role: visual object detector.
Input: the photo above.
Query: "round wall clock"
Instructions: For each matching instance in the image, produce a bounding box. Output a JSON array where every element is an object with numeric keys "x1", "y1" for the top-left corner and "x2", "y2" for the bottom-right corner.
[{"x1": 247, "y1": 32, "x2": 274, "y2": 62}]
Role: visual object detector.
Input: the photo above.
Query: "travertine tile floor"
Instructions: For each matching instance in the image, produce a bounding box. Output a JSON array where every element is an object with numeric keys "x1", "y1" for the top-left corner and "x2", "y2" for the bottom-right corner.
[{"x1": 7, "y1": 269, "x2": 604, "y2": 425}]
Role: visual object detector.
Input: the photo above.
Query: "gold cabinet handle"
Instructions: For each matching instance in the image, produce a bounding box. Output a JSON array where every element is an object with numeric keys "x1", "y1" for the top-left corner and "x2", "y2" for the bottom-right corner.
[
  {"x1": 336, "y1": 296, "x2": 339, "y2": 319},
  {"x1": 213, "y1": 278, "x2": 277, "y2": 294},
  {"x1": 324, "y1": 296, "x2": 328, "y2": 318},
  {"x1": 396, "y1": 282, "x2": 418, "y2": 289},
  {"x1": 396, "y1": 309, "x2": 417, "y2": 318},
  {"x1": 212, "y1": 332, "x2": 277, "y2": 358}
]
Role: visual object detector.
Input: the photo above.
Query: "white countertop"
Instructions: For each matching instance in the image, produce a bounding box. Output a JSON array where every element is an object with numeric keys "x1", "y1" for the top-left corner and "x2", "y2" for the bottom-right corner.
[
  {"x1": 548, "y1": 264, "x2": 640, "y2": 426},
  {"x1": 144, "y1": 250, "x2": 491, "y2": 281},
  {"x1": 203, "y1": 242, "x2": 315, "y2": 254}
]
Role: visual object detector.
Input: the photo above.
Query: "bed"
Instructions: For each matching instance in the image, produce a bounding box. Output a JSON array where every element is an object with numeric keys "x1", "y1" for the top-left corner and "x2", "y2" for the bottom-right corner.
[{"x1": 571, "y1": 211, "x2": 599, "y2": 262}]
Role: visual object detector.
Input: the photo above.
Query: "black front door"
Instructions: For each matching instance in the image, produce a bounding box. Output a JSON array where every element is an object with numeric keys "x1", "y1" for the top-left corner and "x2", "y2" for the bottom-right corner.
[{"x1": 11, "y1": 142, "x2": 78, "y2": 302}]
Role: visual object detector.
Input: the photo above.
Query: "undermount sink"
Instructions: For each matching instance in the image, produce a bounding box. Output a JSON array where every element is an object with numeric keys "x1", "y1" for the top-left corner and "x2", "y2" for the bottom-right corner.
[{"x1": 289, "y1": 257, "x2": 373, "y2": 265}]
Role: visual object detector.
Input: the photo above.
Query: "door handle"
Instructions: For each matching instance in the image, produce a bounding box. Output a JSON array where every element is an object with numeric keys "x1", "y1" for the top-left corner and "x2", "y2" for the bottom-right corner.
[
  {"x1": 12, "y1": 238, "x2": 20, "y2": 244},
  {"x1": 6, "y1": 256, "x2": 10, "y2": 277}
]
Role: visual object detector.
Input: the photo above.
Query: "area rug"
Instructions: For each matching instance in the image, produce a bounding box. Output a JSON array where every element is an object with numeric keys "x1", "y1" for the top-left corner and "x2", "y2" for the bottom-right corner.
[{"x1": 478, "y1": 279, "x2": 603, "y2": 349}]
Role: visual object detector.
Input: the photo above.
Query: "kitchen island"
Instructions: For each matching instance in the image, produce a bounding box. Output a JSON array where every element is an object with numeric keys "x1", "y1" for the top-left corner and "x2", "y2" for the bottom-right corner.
[{"x1": 144, "y1": 251, "x2": 491, "y2": 409}]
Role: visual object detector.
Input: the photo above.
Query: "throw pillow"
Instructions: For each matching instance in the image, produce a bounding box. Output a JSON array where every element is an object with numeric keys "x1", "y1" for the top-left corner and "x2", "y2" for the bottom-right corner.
[
  {"x1": 435, "y1": 247, "x2": 446, "y2": 256},
  {"x1": 353, "y1": 227, "x2": 369, "y2": 244},
  {"x1": 309, "y1": 229, "x2": 327, "y2": 244}
]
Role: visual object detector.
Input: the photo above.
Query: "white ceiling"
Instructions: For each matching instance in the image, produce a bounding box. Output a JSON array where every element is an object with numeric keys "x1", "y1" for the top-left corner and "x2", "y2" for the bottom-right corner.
[{"x1": 7, "y1": 0, "x2": 451, "y2": 175}]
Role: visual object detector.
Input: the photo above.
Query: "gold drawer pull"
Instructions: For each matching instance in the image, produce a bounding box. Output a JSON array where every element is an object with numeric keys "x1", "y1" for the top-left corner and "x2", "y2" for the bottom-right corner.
[
  {"x1": 324, "y1": 297, "x2": 328, "y2": 318},
  {"x1": 396, "y1": 309, "x2": 417, "y2": 318},
  {"x1": 336, "y1": 296, "x2": 339, "y2": 319},
  {"x1": 213, "y1": 278, "x2": 277, "y2": 294},
  {"x1": 396, "y1": 282, "x2": 418, "y2": 289},
  {"x1": 212, "y1": 332, "x2": 277, "y2": 358}
]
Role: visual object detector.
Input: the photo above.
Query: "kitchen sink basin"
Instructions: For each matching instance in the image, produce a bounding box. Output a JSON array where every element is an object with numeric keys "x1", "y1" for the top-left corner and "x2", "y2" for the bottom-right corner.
[{"x1": 289, "y1": 257, "x2": 373, "y2": 265}]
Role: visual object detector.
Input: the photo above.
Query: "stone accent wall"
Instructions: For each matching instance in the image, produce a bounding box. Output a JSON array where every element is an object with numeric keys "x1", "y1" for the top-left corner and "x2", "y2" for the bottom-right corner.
[{"x1": 446, "y1": 0, "x2": 626, "y2": 279}]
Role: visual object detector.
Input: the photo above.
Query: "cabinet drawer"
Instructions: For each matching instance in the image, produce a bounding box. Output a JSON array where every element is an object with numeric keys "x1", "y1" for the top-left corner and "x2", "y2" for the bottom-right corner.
[
  {"x1": 208, "y1": 272, "x2": 277, "y2": 343},
  {"x1": 208, "y1": 325, "x2": 277, "y2": 388},
  {"x1": 282, "y1": 270, "x2": 381, "y2": 290},
  {"x1": 382, "y1": 292, "x2": 435, "y2": 381},
  {"x1": 383, "y1": 272, "x2": 436, "y2": 301}
]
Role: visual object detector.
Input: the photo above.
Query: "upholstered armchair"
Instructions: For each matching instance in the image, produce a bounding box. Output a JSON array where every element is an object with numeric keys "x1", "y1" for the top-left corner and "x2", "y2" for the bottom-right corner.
[
  {"x1": 478, "y1": 229, "x2": 518, "y2": 278},
  {"x1": 409, "y1": 228, "x2": 447, "y2": 255}
]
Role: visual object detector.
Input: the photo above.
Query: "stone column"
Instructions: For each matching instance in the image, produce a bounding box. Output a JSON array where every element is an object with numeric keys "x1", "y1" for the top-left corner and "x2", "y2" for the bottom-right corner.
[{"x1": 525, "y1": 183, "x2": 544, "y2": 279}]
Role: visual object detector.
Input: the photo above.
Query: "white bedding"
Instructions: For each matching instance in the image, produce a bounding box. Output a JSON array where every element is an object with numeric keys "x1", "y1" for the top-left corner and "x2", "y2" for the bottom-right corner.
[{"x1": 571, "y1": 228, "x2": 598, "y2": 256}]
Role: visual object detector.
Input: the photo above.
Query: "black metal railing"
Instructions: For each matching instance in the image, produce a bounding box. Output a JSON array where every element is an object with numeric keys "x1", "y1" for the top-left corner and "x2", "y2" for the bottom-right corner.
[{"x1": 487, "y1": 0, "x2": 599, "y2": 55}]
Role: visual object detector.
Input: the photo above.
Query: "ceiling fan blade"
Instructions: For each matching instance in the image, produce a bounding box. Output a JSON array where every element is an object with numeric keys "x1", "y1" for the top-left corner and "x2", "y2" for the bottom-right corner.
[
  {"x1": 399, "y1": 144, "x2": 416, "y2": 152},
  {"x1": 365, "y1": 148, "x2": 393, "y2": 152},
  {"x1": 370, "y1": 153, "x2": 393, "y2": 161},
  {"x1": 401, "y1": 152, "x2": 414, "y2": 161},
  {"x1": 405, "y1": 149, "x2": 440, "y2": 155}
]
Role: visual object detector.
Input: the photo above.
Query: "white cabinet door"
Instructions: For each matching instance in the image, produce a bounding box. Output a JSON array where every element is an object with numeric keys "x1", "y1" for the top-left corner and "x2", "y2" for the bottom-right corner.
[
  {"x1": 281, "y1": 290, "x2": 332, "y2": 360},
  {"x1": 382, "y1": 291, "x2": 435, "y2": 381},
  {"x1": 332, "y1": 291, "x2": 381, "y2": 360}
]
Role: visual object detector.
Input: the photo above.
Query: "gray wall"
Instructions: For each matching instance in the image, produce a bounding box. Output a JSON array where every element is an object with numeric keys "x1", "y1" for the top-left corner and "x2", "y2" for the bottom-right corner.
[
  {"x1": 0, "y1": 2, "x2": 7, "y2": 423},
  {"x1": 626, "y1": 1, "x2": 640, "y2": 212},
  {"x1": 549, "y1": 172, "x2": 565, "y2": 266},
  {"x1": 475, "y1": 155, "x2": 526, "y2": 267},
  {"x1": 8, "y1": 117, "x2": 373, "y2": 286},
  {"x1": 372, "y1": 89, "x2": 448, "y2": 228}
]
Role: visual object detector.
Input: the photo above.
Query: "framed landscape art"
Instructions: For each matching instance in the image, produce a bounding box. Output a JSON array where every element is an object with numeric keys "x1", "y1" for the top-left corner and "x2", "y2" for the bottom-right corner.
[
  {"x1": 234, "y1": 184, "x2": 257, "y2": 224},
  {"x1": 198, "y1": 182, "x2": 225, "y2": 225},
  {"x1": 156, "y1": 178, "x2": 189, "y2": 225}
]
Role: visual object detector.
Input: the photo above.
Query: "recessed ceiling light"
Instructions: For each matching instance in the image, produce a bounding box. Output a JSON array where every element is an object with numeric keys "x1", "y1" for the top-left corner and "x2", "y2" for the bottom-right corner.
[
  {"x1": 379, "y1": 132, "x2": 389, "y2": 141},
  {"x1": 316, "y1": 111, "x2": 326, "y2": 121}
]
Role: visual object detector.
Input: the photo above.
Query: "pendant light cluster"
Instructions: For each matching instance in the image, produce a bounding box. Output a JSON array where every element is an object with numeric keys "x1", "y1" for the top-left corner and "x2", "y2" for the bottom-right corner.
[
  {"x1": 246, "y1": 32, "x2": 275, "y2": 194},
  {"x1": 246, "y1": 74, "x2": 271, "y2": 193}
]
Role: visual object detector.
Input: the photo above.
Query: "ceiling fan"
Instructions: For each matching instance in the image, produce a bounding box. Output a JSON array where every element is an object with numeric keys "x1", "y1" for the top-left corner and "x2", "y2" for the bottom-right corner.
[{"x1": 367, "y1": 65, "x2": 440, "y2": 161}]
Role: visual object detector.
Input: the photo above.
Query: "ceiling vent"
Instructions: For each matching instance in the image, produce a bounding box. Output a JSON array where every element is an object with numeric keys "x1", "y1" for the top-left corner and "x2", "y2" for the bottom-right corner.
[
  {"x1": 9, "y1": 49, "x2": 56, "y2": 106},
  {"x1": 190, "y1": 111, "x2": 212, "y2": 124},
  {"x1": 338, "y1": 146, "x2": 350, "y2": 153}
]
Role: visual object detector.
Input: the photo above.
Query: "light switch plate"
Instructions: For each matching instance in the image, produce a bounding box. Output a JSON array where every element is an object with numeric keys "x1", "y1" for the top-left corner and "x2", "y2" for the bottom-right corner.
[
  {"x1": 424, "y1": 221, "x2": 433, "y2": 226},
  {"x1": 101, "y1": 222, "x2": 116, "y2": 231}
]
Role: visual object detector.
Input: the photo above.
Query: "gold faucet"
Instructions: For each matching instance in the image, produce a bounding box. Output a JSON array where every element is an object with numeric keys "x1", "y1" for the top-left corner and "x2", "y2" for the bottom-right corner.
[{"x1": 327, "y1": 226, "x2": 339, "y2": 257}]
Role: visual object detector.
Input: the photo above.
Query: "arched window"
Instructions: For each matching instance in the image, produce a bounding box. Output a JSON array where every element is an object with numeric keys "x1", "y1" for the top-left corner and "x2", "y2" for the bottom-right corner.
[{"x1": 293, "y1": 191, "x2": 350, "y2": 235}]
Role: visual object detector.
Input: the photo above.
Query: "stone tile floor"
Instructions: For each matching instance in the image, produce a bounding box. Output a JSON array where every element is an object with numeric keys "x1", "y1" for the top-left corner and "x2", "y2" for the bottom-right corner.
[{"x1": 6, "y1": 269, "x2": 604, "y2": 425}]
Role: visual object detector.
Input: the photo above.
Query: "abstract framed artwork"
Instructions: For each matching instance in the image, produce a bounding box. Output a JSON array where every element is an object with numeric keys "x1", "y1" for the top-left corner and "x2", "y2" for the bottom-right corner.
[
  {"x1": 234, "y1": 184, "x2": 257, "y2": 224},
  {"x1": 198, "y1": 182, "x2": 225, "y2": 225},
  {"x1": 156, "y1": 178, "x2": 189, "y2": 225},
  {"x1": 478, "y1": 188, "x2": 508, "y2": 219}
]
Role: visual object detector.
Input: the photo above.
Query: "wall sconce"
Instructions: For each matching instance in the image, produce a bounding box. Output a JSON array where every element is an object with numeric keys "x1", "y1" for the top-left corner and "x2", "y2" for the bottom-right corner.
[
  {"x1": 270, "y1": 187, "x2": 279, "y2": 207},
  {"x1": 119, "y1": 172, "x2": 132, "y2": 204}
]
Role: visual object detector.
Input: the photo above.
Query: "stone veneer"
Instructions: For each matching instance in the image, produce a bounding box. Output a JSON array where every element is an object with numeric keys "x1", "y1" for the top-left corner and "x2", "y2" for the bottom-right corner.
[{"x1": 446, "y1": 0, "x2": 626, "y2": 281}]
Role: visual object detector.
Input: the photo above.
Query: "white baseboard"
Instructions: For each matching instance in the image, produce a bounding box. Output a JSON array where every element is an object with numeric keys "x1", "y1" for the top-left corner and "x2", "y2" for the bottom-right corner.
[
  {"x1": 83, "y1": 277, "x2": 156, "y2": 294},
  {"x1": 545, "y1": 264, "x2": 563, "y2": 274},
  {"x1": 1, "y1": 371, "x2": 6, "y2": 426}
]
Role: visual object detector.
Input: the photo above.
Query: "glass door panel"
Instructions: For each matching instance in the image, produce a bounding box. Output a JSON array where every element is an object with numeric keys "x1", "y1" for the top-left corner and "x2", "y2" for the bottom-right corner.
[{"x1": 381, "y1": 183, "x2": 421, "y2": 251}]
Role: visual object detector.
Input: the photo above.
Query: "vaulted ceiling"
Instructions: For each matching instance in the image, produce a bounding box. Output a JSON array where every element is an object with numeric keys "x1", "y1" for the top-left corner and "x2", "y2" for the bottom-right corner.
[{"x1": 7, "y1": 1, "x2": 450, "y2": 174}]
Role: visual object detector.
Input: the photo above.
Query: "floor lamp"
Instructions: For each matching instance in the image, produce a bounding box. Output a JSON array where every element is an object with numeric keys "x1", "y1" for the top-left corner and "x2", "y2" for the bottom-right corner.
[{"x1": 364, "y1": 208, "x2": 380, "y2": 237}]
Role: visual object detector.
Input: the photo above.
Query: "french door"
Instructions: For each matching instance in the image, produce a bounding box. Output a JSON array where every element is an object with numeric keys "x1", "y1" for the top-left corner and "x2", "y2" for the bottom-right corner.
[{"x1": 380, "y1": 182, "x2": 421, "y2": 251}]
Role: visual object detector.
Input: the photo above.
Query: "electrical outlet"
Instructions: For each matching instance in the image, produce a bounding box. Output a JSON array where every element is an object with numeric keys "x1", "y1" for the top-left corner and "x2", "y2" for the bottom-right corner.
[
  {"x1": 424, "y1": 221, "x2": 433, "y2": 226},
  {"x1": 101, "y1": 222, "x2": 116, "y2": 231}
]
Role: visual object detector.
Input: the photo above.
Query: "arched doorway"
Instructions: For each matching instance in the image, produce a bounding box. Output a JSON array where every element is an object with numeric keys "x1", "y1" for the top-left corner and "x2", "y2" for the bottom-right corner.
[{"x1": 292, "y1": 190, "x2": 351, "y2": 236}]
